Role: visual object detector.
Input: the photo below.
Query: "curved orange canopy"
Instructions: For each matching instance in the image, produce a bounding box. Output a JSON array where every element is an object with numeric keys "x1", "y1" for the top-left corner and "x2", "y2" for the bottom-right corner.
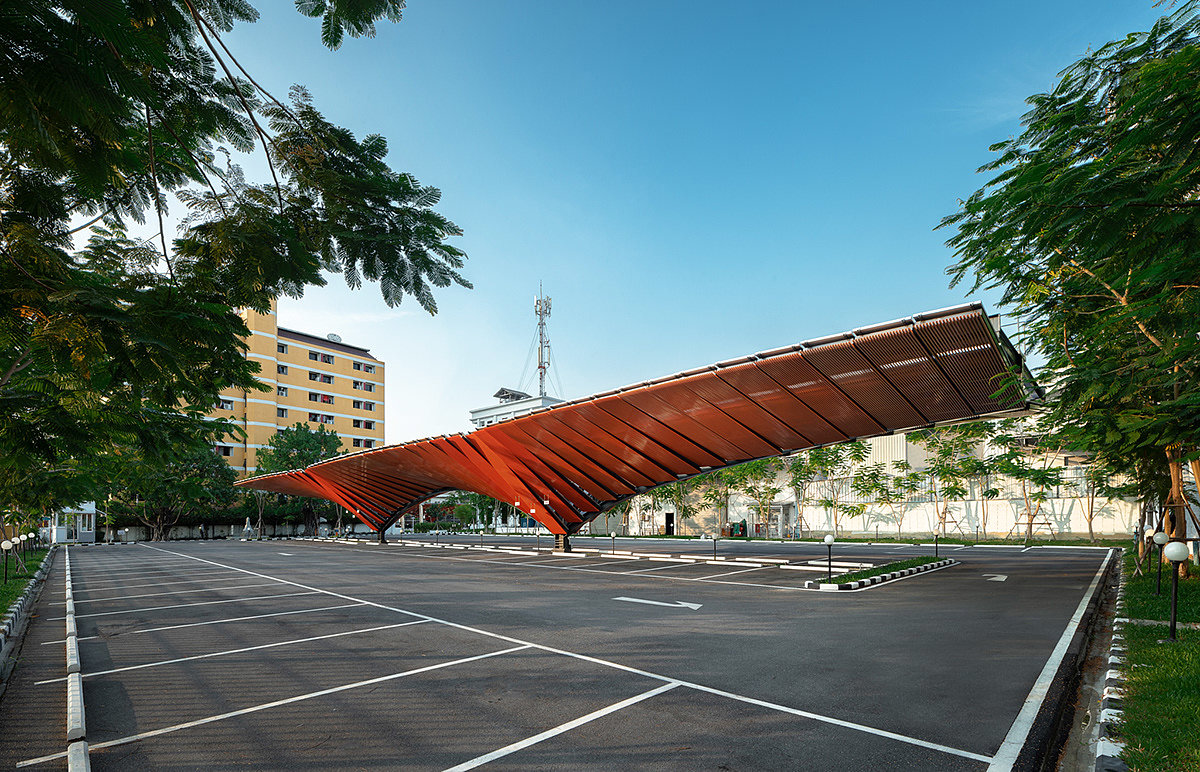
[{"x1": 237, "y1": 303, "x2": 1038, "y2": 535}]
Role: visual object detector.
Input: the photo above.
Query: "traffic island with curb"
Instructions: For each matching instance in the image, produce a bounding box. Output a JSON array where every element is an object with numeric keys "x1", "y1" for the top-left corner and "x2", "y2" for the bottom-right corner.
[{"x1": 802, "y1": 558, "x2": 958, "y2": 590}]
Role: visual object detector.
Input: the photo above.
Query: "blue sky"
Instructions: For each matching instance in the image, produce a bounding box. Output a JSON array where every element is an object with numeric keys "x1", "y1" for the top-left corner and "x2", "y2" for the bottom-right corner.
[{"x1": 223, "y1": 1, "x2": 1167, "y2": 443}]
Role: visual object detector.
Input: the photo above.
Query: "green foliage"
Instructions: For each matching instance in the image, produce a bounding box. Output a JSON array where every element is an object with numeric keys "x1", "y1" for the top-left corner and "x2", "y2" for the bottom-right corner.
[
  {"x1": 807, "y1": 441, "x2": 868, "y2": 536},
  {"x1": 941, "y1": 3, "x2": 1200, "y2": 493},
  {"x1": 106, "y1": 443, "x2": 238, "y2": 540},
  {"x1": 253, "y1": 423, "x2": 342, "y2": 533},
  {"x1": 2, "y1": 1, "x2": 466, "y2": 512},
  {"x1": 852, "y1": 460, "x2": 921, "y2": 537},
  {"x1": 910, "y1": 423, "x2": 993, "y2": 534}
]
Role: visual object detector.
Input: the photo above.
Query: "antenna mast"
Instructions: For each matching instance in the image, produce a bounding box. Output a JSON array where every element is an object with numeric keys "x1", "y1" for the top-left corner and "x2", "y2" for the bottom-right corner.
[{"x1": 534, "y1": 284, "x2": 552, "y2": 397}]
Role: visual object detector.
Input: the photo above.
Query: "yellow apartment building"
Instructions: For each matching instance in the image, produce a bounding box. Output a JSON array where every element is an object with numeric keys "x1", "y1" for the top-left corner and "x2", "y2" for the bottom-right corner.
[{"x1": 207, "y1": 301, "x2": 385, "y2": 476}]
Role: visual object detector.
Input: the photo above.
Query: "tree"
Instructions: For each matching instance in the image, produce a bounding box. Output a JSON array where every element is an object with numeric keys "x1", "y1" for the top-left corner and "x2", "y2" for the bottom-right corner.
[
  {"x1": 910, "y1": 424, "x2": 991, "y2": 535},
  {"x1": 735, "y1": 458, "x2": 783, "y2": 538},
  {"x1": 255, "y1": 422, "x2": 343, "y2": 535},
  {"x1": 853, "y1": 460, "x2": 921, "y2": 538},
  {"x1": 108, "y1": 444, "x2": 237, "y2": 540},
  {"x1": 811, "y1": 441, "x2": 868, "y2": 536},
  {"x1": 784, "y1": 452, "x2": 821, "y2": 537},
  {"x1": 991, "y1": 419, "x2": 1065, "y2": 541},
  {"x1": 2, "y1": 1, "x2": 467, "y2": 516},
  {"x1": 941, "y1": 3, "x2": 1200, "y2": 546},
  {"x1": 696, "y1": 468, "x2": 739, "y2": 534}
]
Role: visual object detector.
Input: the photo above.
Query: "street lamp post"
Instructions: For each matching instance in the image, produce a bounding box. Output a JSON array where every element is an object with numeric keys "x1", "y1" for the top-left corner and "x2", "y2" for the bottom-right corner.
[
  {"x1": 1, "y1": 539, "x2": 10, "y2": 584},
  {"x1": 1154, "y1": 530, "x2": 1169, "y2": 596},
  {"x1": 934, "y1": 529, "x2": 939, "y2": 559},
  {"x1": 1164, "y1": 541, "x2": 1189, "y2": 641},
  {"x1": 824, "y1": 534, "x2": 835, "y2": 583}
]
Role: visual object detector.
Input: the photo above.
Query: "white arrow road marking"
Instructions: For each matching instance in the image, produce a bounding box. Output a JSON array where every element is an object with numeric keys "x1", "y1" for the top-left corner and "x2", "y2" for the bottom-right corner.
[
  {"x1": 983, "y1": 574, "x2": 1008, "y2": 582},
  {"x1": 613, "y1": 597, "x2": 702, "y2": 610}
]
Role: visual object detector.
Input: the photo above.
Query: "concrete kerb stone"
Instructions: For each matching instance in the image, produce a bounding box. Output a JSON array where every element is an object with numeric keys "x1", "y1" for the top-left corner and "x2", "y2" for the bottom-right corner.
[
  {"x1": 66, "y1": 635, "x2": 80, "y2": 674},
  {"x1": 803, "y1": 558, "x2": 958, "y2": 590},
  {"x1": 1095, "y1": 559, "x2": 1129, "y2": 772},
  {"x1": 66, "y1": 671, "x2": 86, "y2": 741},
  {"x1": 67, "y1": 741, "x2": 91, "y2": 772}
]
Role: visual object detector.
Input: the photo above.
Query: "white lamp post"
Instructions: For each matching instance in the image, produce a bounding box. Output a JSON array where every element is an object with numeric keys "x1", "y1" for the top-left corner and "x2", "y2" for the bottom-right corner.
[
  {"x1": 824, "y1": 534, "x2": 835, "y2": 582},
  {"x1": 1164, "y1": 540, "x2": 1190, "y2": 641},
  {"x1": 1153, "y1": 530, "x2": 1169, "y2": 596},
  {"x1": 1, "y1": 539, "x2": 11, "y2": 583}
]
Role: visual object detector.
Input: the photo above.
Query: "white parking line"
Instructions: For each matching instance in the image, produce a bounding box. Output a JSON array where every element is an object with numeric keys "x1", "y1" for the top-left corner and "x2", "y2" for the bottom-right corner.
[
  {"x1": 444, "y1": 682, "x2": 681, "y2": 771},
  {"x1": 987, "y1": 550, "x2": 1114, "y2": 770},
  {"x1": 700, "y1": 566, "x2": 771, "y2": 580},
  {"x1": 16, "y1": 645, "x2": 533, "y2": 768},
  {"x1": 72, "y1": 569, "x2": 236, "y2": 585},
  {"x1": 50, "y1": 591, "x2": 321, "y2": 620},
  {"x1": 622, "y1": 563, "x2": 699, "y2": 575},
  {"x1": 59, "y1": 575, "x2": 249, "y2": 595},
  {"x1": 36, "y1": 620, "x2": 429, "y2": 685},
  {"x1": 61, "y1": 582, "x2": 279, "y2": 604},
  {"x1": 42, "y1": 602, "x2": 365, "y2": 645},
  {"x1": 131, "y1": 545, "x2": 994, "y2": 763}
]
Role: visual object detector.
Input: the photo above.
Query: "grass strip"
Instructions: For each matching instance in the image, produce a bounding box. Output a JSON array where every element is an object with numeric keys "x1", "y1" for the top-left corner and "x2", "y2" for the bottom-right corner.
[
  {"x1": 1117, "y1": 623, "x2": 1200, "y2": 771},
  {"x1": 0, "y1": 548, "x2": 50, "y2": 615},
  {"x1": 1122, "y1": 550, "x2": 1200, "y2": 625},
  {"x1": 831, "y1": 556, "x2": 943, "y2": 583}
]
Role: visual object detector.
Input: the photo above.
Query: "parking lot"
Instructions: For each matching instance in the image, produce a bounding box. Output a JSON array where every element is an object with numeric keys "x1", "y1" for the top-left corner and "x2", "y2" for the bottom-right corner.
[{"x1": 0, "y1": 538, "x2": 1113, "y2": 770}]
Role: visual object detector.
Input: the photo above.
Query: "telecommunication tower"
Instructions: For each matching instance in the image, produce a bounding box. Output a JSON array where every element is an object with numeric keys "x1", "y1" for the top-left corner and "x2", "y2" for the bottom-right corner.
[{"x1": 534, "y1": 284, "x2": 552, "y2": 398}]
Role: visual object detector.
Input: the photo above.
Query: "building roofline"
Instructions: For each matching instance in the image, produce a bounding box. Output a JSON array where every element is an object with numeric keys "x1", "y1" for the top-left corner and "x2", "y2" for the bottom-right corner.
[{"x1": 277, "y1": 327, "x2": 380, "y2": 360}]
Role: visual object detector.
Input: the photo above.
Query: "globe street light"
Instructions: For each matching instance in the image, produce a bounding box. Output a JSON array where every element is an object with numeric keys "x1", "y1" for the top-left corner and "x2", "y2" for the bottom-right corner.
[
  {"x1": 824, "y1": 534, "x2": 835, "y2": 583},
  {"x1": 1153, "y1": 530, "x2": 1169, "y2": 596},
  {"x1": 19, "y1": 533, "x2": 27, "y2": 559},
  {"x1": 1, "y1": 539, "x2": 11, "y2": 584},
  {"x1": 1164, "y1": 540, "x2": 1189, "y2": 641}
]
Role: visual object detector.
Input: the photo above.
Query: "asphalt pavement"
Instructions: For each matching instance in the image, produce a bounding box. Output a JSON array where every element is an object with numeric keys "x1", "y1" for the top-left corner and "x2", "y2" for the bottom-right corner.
[{"x1": 0, "y1": 537, "x2": 1113, "y2": 770}]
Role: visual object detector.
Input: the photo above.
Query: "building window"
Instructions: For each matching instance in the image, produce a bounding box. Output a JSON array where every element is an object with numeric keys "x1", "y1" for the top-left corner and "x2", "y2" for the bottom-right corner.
[
  {"x1": 363, "y1": 402, "x2": 374, "y2": 412},
  {"x1": 215, "y1": 445, "x2": 232, "y2": 457},
  {"x1": 308, "y1": 372, "x2": 333, "y2": 384},
  {"x1": 364, "y1": 420, "x2": 375, "y2": 430},
  {"x1": 321, "y1": 374, "x2": 333, "y2": 384},
  {"x1": 353, "y1": 380, "x2": 374, "y2": 392},
  {"x1": 363, "y1": 440, "x2": 374, "y2": 449},
  {"x1": 353, "y1": 419, "x2": 362, "y2": 428},
  {"x1": 353, "y1": 362, "x2": 362, "y2": 371},
  {"x1": 277, "y1": 386, "x2": 288, "y2": 397},
  {"x1": 309, "y1": 392, "x2": 319, "y2": 402},
  {"x1": 320, "y1": 394, "x2": 334, "y2": 405},
  {"x1": 277, "y1": 408, "x2": 288, "y2": 418},
  {"x1": 309, "y1": 351, "x2": 318, "y2": 361},
  {"x1": 307, "y1": 412, "x2": 334, "y2": 425},
  {"x1": 363, "y1": 364, "x2": 375, "y2": 374},
  {"x1": 309, "y1": 371, "x2": 319, "y2": 381},
  {"x1": 277, "y1": 365, "x2": 288, "y2": 375},
  {"x1": 217, "y1": 398, "x2": 234, "y2": 411},
  {"x1": 320, "y1": 353, "x2": 334, "y2": 364},
  {"x1": 277, "y1": 343, "x2": 288, "y2": 354},
  {"x1": 353, "y1": 400, "x2": 362, "y2": 409},
  {"x1": 352, "y1": 438, "x2": 363, "y2": 447}
]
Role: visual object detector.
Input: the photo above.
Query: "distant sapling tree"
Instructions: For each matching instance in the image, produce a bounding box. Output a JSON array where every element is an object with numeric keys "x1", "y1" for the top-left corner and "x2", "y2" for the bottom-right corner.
[
  {"x1": 852, "y1": 460, "x2": 921, "y2": 538},
  {"x1": 812, "y1": 441, "x2": 869, "y2": 536},
  {"x1": 255, "y1": 423, "x2": 343, "y2": 535}
]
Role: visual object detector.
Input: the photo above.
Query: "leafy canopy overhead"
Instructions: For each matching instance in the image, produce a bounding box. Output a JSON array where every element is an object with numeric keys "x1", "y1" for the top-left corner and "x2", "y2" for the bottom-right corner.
[
  {"x1": 2, "y1": 0, "x2": 465, "y2": 508},
  {"x1": 941, "y1": 2, "x2": 1200, "y2": 482}
]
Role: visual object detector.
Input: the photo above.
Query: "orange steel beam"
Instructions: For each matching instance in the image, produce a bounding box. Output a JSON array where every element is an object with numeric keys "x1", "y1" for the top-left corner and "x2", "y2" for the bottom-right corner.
[{"x1": 236, "y1": 304, "x2": 1040, "y2": 537}]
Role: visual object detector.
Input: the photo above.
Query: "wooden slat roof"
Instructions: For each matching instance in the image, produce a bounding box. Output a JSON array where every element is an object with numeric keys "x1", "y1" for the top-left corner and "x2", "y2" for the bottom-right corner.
[{"x1": 238, "y1": 303, "x2": 1039, "y2": 534}]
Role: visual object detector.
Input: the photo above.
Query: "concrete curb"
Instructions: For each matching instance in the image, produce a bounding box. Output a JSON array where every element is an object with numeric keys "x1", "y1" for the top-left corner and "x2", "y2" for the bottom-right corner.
[
  {"x1": 801, "y1": 558, "x2": 958, "y2": 590},
  {"x1": 1095, "y1": 559, "x2": 1128, "y2": 772},
  {"x1": 67, "y1": 741, "x2": 91, "y2": 771},
  {"x1": 66, "y1": 671, "x2": 85, "y2": 741},
  {"x1": 63, "y1": 547, "x2": 90, "y2": 770}
]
